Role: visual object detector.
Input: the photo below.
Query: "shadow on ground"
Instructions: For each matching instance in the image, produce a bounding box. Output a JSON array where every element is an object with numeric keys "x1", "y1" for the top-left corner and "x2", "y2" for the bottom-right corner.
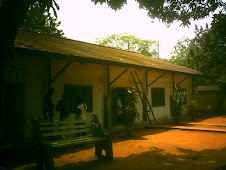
[
  {"x1": 0, "y1": 128, "x2": 170, "y2": 169},
  {"x1": 21, "y1": 148, "x2": 218, "y2": 170},
  {"x1": 2, "y1": 113, "x2": 226, "y2": 169}
]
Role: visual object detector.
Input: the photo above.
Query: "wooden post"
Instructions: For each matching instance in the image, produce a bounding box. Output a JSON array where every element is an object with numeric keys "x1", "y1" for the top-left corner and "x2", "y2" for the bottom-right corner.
[
  {"x1": 172, "y1": 73, "x2": 175, "y2": 93},
  {"x1": 104, "y1": 65, "x2": 110, "y2": 129},
  {"x1": 48, "y1": 57, "x2": 51, "y2": 89},
  {"x1": 143, "y1": 70, "x2": 148, "y2": 121},
  {"x1": 107, "y1": 65, "x2": 110, "y2": 97},
  {"x1": 146, "y1": 70, "x2": 148, "y2": 94}
]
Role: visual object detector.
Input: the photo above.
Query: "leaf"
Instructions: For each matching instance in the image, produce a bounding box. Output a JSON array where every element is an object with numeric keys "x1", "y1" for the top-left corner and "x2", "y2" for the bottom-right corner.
[{"x1": 53, "y1": 0, "x2": 60, "y2": 10}]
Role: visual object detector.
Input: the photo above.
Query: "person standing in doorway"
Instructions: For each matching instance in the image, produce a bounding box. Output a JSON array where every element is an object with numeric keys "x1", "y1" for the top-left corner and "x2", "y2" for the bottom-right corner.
[{"x1": 118, "y1": 98, "x2": 124, "y2": 124}]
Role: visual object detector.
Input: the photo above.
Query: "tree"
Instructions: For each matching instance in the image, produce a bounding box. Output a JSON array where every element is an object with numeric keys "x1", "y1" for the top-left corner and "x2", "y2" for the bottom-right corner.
[
  {"x1": 192, "y1": 13, "x2": 226, "y2": 83},
  {"x1": 92, "y1": 0, "x2": 225, "y2": 26},
  {"x1": 0, "y1": 0, "x2": 60, "y2": 90},
  {"x1": 96, "y1": 33, "x2": 159, "y2": 58},
  {"x1": 169, "y1": 14, "x2": 226, "y2": 84},
  {"x1": 21, "y1": 2, "x2": 64, "y2": 36},
  {"x1": 169, "y1": 36, "x2": 191, "y2": 66}
]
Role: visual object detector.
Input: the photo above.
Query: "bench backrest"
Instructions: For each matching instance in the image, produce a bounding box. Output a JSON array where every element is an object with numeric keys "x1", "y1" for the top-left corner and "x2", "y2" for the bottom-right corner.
[{"x1": 31, "y1": 119, "x2": 93, "y2": 142}]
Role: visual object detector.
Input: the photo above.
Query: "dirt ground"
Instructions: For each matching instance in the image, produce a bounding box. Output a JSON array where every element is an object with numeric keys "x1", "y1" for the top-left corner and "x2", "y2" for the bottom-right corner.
[{"x1": 16, "y1": 115, "x2": 226, "y2": 170}]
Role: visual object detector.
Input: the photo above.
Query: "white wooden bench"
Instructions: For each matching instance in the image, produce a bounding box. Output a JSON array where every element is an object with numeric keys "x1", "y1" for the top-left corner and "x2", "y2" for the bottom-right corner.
[{"x1": 31, "y1": 119, "x2": 113, "y2": 170}]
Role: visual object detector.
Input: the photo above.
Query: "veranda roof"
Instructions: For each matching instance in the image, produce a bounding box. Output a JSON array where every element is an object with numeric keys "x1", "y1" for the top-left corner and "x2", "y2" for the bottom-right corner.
[{"x1": 15, "y1": 30, "x2": 201, "y2": 75}]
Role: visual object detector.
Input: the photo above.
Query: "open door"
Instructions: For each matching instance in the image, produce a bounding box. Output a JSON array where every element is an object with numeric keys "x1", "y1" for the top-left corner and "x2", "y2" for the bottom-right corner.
[{"x1": 111, "y1": 87, "x2": 128, "y2": 127}]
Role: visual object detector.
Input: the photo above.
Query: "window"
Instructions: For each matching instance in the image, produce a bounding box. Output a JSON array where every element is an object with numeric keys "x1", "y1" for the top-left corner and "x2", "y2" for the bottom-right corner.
[
  {"x1": 64, "y1": 85, "x2": 93, "y2": 113},
  {"x1": 151, "y1": 88, "x2": 165, "y2": 107}
]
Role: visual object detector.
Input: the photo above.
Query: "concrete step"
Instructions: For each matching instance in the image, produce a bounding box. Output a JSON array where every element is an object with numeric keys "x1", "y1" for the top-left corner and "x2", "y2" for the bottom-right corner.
[{"x1": 146, "y1": 124, "x2": 226, "y2": 133}]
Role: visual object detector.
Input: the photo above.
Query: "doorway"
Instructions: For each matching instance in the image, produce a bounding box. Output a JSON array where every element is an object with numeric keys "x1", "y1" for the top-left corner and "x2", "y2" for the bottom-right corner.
[
  {"x1": 3, "y1": 83, "x2": 25, "y2": 142},
  {"x1": 111, "y1": 87, "x2": 129, "y2": 127}
]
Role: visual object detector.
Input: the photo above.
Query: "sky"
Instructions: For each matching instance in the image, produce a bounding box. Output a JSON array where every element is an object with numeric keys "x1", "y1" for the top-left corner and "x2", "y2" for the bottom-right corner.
[{"x1": 57, "y1": 0, "x2": 212, "y2": 59}]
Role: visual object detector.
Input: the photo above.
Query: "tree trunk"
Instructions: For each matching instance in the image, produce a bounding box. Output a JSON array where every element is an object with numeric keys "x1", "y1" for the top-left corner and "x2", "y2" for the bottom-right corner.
[
  {"x1": 0, "y1": 0, "x2": 32, "y2": 74},
  {"x1": 0, "y1": 0, "x2": 33, "y2": 139}
]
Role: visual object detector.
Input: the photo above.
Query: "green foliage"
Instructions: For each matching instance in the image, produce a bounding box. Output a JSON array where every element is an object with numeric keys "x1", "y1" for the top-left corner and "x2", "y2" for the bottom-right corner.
[
  {"x1": 123, "y1": 87, "x2": 140, "y2": 136},
  {"x1": 192, "y1": 13, "x2": 226, "y2": 83},
  {"x1": 172, "y1": 86, "x2": 186, "y2": 125},
  {"x1": 91, "y1": 0, "x2": 225, "y2": 26},
  {"x1": 169, "y1": 14, "x2": 226, "y2": 86},
  {"x1": 173, "y1": 87, "x2": 186, "y2": 106},
  {"x1": 96, "y1": 33, "x2": 158, "y2": 58},
  {"x1": 20, "y1": 2, "x2": 64, "y2": 37},
  {"x1": 169, "y1": 36, "x2": 191, "y2": 67},
  {"x1": 2, "y1": 0, "x2": 224, "y2": 27},
  {"x1": 35, "y1": 0, "x2": 60, "y2": 17}
]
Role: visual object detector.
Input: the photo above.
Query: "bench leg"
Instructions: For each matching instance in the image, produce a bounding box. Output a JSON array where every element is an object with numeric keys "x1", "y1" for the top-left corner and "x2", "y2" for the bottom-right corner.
[
  {"x1": 35, "y1": 143, "x2": 54, "y2": 170},
  {"x1": 45, "y1": 144, "x2": 54, "y2": 170},
  {"x1": 95, "y1": 136, "x2": 113, "y2": 160},
  {"x1": 36, "y1": 160, "x2": 44, "y2": 170},
  {"x1": 95, "y1": 142, "x2": 103, "y2": 157},
  {"x1": 105, "y1": 136, "x2": 113, "y2": 160}
]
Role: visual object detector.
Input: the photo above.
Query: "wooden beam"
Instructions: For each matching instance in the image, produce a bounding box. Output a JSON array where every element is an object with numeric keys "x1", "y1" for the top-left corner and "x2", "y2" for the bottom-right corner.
[
  {"x1": 48, "y1": 57, "x2": 51, "y2": 88},
  {"x1": 106, "y1": 65, "x2": 110, "y2": 128},
  {"x1": 147, "y1": 72, "x2": 166, "y2": 87},
  {"x1": 107, "y1": 65, "x2": 110, "y2": 96},
  {"x1": 109, "y1": 68, "x2": 128, "y2": 86},
  {"x1": 146, "y1": 70, "x2": 148, "y2": 93},
  {"x1": 144, "y1": 70, "x2": 148, "y2": 122},
  {"x1": 51, "y1": 60, "x2": 73, "y2": 84},
  {"x1": 176, "y1": 75, "x2": 190, "y2": 86},
  {"x1": 172, "y1": 74, "x2": 175, "y2": 92}
]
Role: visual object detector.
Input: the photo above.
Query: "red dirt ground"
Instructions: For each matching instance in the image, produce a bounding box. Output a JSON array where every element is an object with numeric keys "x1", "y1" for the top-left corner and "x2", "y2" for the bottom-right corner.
[{"x1": 16, "y1": 115, "x2": 226, "y2": 170}]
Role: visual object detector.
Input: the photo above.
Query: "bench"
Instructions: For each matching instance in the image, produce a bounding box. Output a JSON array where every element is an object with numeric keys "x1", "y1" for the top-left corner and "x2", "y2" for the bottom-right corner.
[{"x1": 31, "y1": 117, "x2": 113, "y2": 170}]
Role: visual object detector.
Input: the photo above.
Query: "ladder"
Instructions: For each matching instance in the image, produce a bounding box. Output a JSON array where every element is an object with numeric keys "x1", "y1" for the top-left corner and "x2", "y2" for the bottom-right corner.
[{"x1": 130, "y1": 70, "x2": 157, "y2": 123}]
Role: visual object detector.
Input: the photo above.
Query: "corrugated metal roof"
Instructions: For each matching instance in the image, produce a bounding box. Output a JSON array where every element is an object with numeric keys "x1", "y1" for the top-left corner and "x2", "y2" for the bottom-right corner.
[{"x1": 15, "y1": 30, "x2": 201, "y2": 75}]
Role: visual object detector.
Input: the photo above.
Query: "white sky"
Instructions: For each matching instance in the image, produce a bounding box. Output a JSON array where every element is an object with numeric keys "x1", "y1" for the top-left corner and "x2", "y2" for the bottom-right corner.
[{"x1": 57, "y1": 0, "x2": 212, "y2": 59}]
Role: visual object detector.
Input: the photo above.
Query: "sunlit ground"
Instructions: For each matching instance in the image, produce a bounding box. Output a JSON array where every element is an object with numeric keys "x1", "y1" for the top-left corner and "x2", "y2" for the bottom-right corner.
[{"x1": 15, "y1": 116, "x2": 226, "y2": 170}]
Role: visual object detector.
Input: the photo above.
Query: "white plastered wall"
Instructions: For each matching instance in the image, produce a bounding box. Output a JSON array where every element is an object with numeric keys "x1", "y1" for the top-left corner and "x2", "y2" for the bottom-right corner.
[
  {"x1": 147, "y1": 71, "x2": 193, "y2": 121},
  {"x1": 51, "y1": 59, "x2": 105, "y2": 125},
  {"x1": 147, "y1": 71, "x2": 172, "y2": 121}
]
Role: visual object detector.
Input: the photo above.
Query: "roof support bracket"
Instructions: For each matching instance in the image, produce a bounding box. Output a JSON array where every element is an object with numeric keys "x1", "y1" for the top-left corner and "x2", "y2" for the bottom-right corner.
[
  {"x1": 147, "y1": 72, "x2": 166, "y2": 87},
  {"x1": 51, "y1": 60, "x2": 73, "y2": 84},
  {"x1": 109, "y1": 68, "x2": 128, "y2": 86},
  {"x1": 176, "y1": 75, "x2": 190, "y2": 86}
]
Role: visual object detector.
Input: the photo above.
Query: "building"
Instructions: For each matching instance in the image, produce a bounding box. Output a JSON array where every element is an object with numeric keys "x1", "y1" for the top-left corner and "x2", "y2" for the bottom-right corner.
[{"x1": 1, "y1": 30, "x2": 202, "y2": 142}]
